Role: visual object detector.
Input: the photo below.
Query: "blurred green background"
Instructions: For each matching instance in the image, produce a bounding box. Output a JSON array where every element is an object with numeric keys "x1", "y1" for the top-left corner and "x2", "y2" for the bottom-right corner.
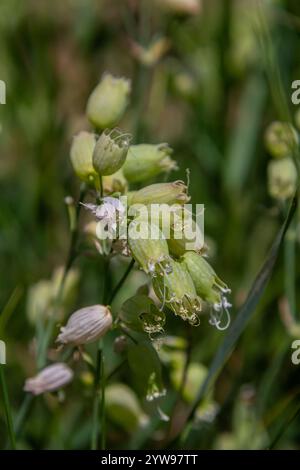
[{"x1": 1, "y1": 0, "x2": 300, "y2": 450}]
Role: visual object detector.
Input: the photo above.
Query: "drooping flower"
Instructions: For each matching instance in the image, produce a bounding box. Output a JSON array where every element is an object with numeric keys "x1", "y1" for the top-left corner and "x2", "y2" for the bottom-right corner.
[
  {"x1": 24, "y1": 363, "x2": 73, "y2": 395},
  {"x1": 56, "y1": 305, "x2": 112, "y2": 346},
  {"x1": 182, "y1": 252, "x2": 231, "y2": 330},
  {"x1": 152, "y1": 258, "x2": 202, "y2": 325}
]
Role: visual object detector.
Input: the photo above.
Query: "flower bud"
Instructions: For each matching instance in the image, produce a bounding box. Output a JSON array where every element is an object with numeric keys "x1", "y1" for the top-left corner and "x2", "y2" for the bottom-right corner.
[
  {"x1": 267, "y1": 157, "x2": 297, "y2": 200},
  {"x1": 128, "y1": 220, "x2": 170, "y2": 275},
  {"x1": 152, "y1": 259, "x2": 201, "y2": 325},
  {"x1": 264, "y1": 121, "x2": 298, "y2": 159},
  {"x1": 56, "y1": 305, "x2": 112, "y2": 346},
  {"x1": 70, "y1": 131, "x2": 98, "y2": 183},
  {"x1": 93, "y1": 128, "x2": 130, "y2": 176},
  {"x1": 182, "y1": 252, "x2": 231, "y2": 330},
  {"x1": 130, "y1": 181, "x2": 190, "y2": 206},
  {"x1": 123, "y1": 143, "x2": 177, "y2": 183},
  {"x1": 86, "y1": 73, "x2": 131, "y2": 129},
  {"x1": 24, "y1": 363, "x2": 73, "y2": 395}
]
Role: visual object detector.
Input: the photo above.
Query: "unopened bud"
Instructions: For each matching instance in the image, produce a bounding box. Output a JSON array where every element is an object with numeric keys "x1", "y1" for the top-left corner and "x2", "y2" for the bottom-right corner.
[
  {"x1": 123, "y1": 143, "x2": 177, "y2": 183},
  {"x1": 70, "y1": 131, "x2": 98, "y2": 183},
  {"x1": 56, "y1": 305, "x2": 112, "y2": 346},
  {"x1": 264, "y1": 121, "x2": 298, "y2": 159},
  {"x1": 152, "y1": 259, "x2": 201, "y2": 325},
  {"x1": 24, "y1": 363, "x2": 73, "y2": 395},
  {"x1": 130, "y1": 181, "x2": 190, "y2": 206},
  {"x1": 93, "y1": 128, "x2": 131, "y2": 176},
  {"x1": 86, "y1": 73, "x2": 131, "y2": 129},
  {"x1": 267, "y1": 157, "x2": 297, "y2": 200}
]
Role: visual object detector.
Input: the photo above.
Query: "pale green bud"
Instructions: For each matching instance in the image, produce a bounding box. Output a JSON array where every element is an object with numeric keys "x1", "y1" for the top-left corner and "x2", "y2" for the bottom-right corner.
[
  {"x1": 130, "y1": 181, "x2": 190, "y2": 206},
  {"x1": 128, "y1": 220, "x2": 170, "y2": 274},
  {"x1": 264, "y1": 121, "x2": 298, "y2": 159},
  {"x1": 123, "y1": 143, "x2": 177, "y2": 183},
  {"x1": 182, "y1": 252, "x2": 231, "y2": 330},
  {"x1": 70, "y1": 131, "x2": 98, "y2": 183},
  {"x1": 86, "y1": 73, "x2": 131, "y2": 129},
  {"x1": 267, "y1": 157, "x2": 297, "y2": 200},
  {"x1": 93, "y1": 128, "x2": 131, "y2": 176},
  {"x1": 182, "y1": 252, "x2": 229, "y2": 305},
  {"x1": 152, "y1": 259, "x2": 201, "y2": 325}
]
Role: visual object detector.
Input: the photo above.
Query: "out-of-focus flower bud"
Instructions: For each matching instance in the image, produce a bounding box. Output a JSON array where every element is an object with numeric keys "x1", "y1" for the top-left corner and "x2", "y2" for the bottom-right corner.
[
  {"x1": 128, "y1": 220, "x2": 170, "y2": 275},
  {"x1": 267, "y1": 157, "x2": 297, "y2": 200},
  {"x1": 93, "y1": 129, "x2": 131, "y2": 176},
  {"x1": 86, "y1": 73, "x2": 131, "y2": 129},
  {"x1": 56, "y1": 305, "x2": 112, "y2": 346},
  {"x1": 103, "y1": 168, "x2": 128, "y2": 194},
  {"x1": 27, "y1": 267, "x2": 79, "y2": 324},
  {"x1": 24, "y1": 363, "x2": 73, "y2": 395},
  {"x1": 123, "y1": 143, "x2": 177, "y2": 183},
  {"x1": 152, "y1": 259, "x2": 201, "y2": 325},
  {"x1": 264, "y1": 121, "x2": 298, "y2": 159},
  {"x1": 156, "y1": 0, "x2": 202, "y2": 15},
  {"x1": 70, "y1": 131, "x2": 98, "y2": 183},
  {"x1": 182, "y1": 252, "x2": 231, "y2": 330},
  {"x1": 113, "y1": 335, "x2": 128, "y2": 354},
  {"x1": 106, "y1": 383, "x2": 148, "y2": 432},
  {"x1": 129, "y1": 37, "x2": 171, "y2": 67},
  {"x1": 130, "y1": 181, "x2": 190, "y2": 206}
]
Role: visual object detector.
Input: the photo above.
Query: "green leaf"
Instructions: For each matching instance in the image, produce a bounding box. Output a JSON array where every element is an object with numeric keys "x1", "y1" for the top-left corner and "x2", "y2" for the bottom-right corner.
[
  {"x1": 120, "y1": 294, "x2": 165, "y2": 334},
  {"x1": 127, "y1": 342, "x2": 165, "y2": 400}
]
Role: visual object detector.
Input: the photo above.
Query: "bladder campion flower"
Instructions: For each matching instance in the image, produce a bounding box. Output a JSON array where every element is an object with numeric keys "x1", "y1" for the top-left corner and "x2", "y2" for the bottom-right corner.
[
  {"x1": 123, "y1": 143, "x2": 177, "y2": 183},
  {"x1": 24, "y1": 363, "x2": 73, "y2": 395},
  {"x1": 56, "y1": 305, "x2": 112, "y2": 346},
  {"x1": 93, "y1": 128, "x2": 131, "y2": 176},
  {"x1": 182, "y1": 252, "x2": 231, "y2": 330},
  {"x1": 86, "y1": 73, "x2": 131, "y2": 129},
  {"x1": 152, "y1": 258, "x2": 202, "y2": 325}
]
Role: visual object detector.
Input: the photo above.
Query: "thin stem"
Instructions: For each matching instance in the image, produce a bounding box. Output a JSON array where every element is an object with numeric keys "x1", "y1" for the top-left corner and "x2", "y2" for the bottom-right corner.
[
  {"x1": 99, "y1": 174, "x2": 103, "y2": 200},
  {"x1": 15, "y1": 393, "x2": 34, "y2": 438},
  {"x1": 100, "y1": 352, "x2": 106, "y2": 450},
  {"x1": 108, "y1": 258, "x2": 135, "y2": 305},
  {"x1": 0, "y1": 365, "x2": 16, "y2": 449},
  {"x1": 91, "y1": 345, "x2": 102, "y2": 450}
]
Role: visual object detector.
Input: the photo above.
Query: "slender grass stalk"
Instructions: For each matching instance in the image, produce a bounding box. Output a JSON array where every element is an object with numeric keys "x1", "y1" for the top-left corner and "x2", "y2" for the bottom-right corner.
[{"x1": 0, "y1": 364, "x2": 16, "y2": 449}]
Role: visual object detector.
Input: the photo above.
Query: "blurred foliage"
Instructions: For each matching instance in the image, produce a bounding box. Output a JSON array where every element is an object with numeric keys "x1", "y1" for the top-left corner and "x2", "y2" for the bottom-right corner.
[{"x1": 1, "y1": 0, "x2": 300, "y2": 450}]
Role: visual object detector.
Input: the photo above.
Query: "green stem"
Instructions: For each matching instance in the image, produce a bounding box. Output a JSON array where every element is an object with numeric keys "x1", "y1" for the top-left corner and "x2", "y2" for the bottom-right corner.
[
  {"x1": 108, "y1": 259, "x2": 135, "y2": 305},
  {"x1": 0, "y1": 364, "x2": 16, "y2": 449},
  {"x1": 91, "y1": 345, "x2": 102, "y2": 450},
  {"x1": 100, "y1": 352, "x2": 106, "y2": 450}
]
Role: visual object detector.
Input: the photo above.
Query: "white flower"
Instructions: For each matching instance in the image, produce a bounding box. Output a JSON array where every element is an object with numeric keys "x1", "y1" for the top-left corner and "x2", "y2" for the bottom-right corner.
[
  {"x1": 24, "y1": 363, "x2": 73, "y2": 395},
  {"x1": 81, "y1": 197, "x2": 126, "y2": 237},
  {"x1": 56, "y1": 304, "x2": 112, "y2": 346}
]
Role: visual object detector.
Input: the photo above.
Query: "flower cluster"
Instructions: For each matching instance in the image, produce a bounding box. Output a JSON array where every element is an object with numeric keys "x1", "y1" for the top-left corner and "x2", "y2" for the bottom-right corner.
[{"x1": 69, "y1": 71, "x2": 230, "y2": 331}]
